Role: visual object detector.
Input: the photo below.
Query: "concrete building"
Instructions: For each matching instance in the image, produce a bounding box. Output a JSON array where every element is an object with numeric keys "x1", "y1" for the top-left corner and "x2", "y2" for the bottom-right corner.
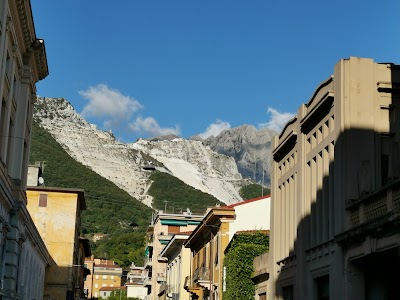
[
  {"x1": 184, "y1": 207, "x2": 235, "y2": 300},
  {"x1": 269, "y1": 57, "x2": 400, "y2": 299},
  {"x1": 0, "y1": 1, "x2": 51, "y2": 299},
  {"x1": 84, "y1": 257, "x2": 123, "y2": 299},
  {"x1": 126, "y1": 263, "x2": 147, "y2": 299},
  {"x1": 252, "y1": 252, "x2": 269, "y2": 300},
  {"x1": 98, "y1": 286, "x2": 126, "y2": 299},
  {"x1": 26, "y1": 186, "x2": 91, "y2": 299},
  {"x1": 126, "y1": 281, "x2": 147, "y2": 300},
  {"x1": 226, "y1": 196, "x2": 271, "y2": 241},
  {"x1": 159, "y1": 232, "x2": 192, "y2": 300},
  {"x1": 144, "y1": 211, "x2": 203, "y2": 300}
]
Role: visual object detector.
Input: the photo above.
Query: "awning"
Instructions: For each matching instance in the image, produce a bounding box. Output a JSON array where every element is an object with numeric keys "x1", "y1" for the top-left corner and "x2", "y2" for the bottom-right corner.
[{"x1": 160, "y1": 220, "x2": 188, "y2": 226}]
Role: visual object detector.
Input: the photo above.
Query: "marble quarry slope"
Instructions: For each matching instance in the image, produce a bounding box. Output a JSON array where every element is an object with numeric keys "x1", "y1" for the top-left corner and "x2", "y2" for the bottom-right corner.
[{"x1": 33, "y1": 97, "x2": 249, "y2": 207}]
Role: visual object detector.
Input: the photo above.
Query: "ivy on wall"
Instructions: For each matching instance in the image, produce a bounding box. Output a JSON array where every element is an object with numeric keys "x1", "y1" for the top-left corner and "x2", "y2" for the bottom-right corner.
[{"x1": 223, "y1": 231, "x2": 269, "y2": 300}]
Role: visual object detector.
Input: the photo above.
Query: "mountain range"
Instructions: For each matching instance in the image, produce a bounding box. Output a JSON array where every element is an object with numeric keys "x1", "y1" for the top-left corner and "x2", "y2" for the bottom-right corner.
[{"x1": 33, "y1": 97, "x2": 276, "y2": 208}]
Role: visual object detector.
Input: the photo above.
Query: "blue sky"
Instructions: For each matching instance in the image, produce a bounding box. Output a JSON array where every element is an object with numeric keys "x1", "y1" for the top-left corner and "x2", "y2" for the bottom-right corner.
[{"x1": 31, "y1": 0, "x2": 400, "y2": 142}]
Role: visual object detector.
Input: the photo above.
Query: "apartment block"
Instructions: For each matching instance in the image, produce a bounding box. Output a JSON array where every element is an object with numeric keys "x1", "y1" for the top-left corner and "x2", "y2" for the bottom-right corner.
[
  {"x1": 144, "y1": 211, "x2": 203, "y2": 300},
  {"x1": 85, "y1": 257, "x2": 123, "y2": 299},
  {"x1": 269, "y1": 57, "x2": 400, "y2": 299},
  {"x1": 184, "y1": 207, "x2": 235, "y2": 300},
  {"x1": 159, "y1": 233, "x2": 192, "y2": 300}
]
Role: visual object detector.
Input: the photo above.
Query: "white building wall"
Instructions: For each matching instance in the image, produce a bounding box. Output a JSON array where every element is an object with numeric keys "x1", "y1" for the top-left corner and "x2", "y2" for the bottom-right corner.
[
  {"x1": 127, "y1": 285, "x2": 148, "y2": 299},
  {"x1": 229, "y1": 197, "x2": 271, "y2": 241}
]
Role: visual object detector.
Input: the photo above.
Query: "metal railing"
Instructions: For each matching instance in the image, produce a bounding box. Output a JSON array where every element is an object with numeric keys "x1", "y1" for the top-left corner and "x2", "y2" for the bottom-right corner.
[
  {"x1": 194, "y1": 266, "x2": 210, "y2": 282},
  {"x1": 144, "y1": 257, "x2": 153, "y2": 268}
]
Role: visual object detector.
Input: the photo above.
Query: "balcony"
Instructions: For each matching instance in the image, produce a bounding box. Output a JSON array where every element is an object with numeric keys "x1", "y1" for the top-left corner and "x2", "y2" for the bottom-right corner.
[
  {"x1": 193, "y1": 267, "x2": 211, "y2": 289},
  {"x1": 144, "y1": 257, "x2": 153, "y2": 269},
  {"x1": 336, "y1": 179, "x2": 400, "y2": 245},
  {"x1": 143, "y1": 272, "x2": 152, "y2": 286},
  {"x1": 184, "y1": 275, "x2": 205, "y2": 299},
  {"x1": 156, "y1": 272, "x2": 166, "y2": 282},
  {"x1": 159, "y1": 282, "x2": 170, "y2": 294}
]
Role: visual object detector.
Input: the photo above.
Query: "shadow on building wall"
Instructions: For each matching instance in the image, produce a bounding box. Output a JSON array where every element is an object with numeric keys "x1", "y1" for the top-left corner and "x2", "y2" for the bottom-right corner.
[{"x1": 273, "y1": 64, "x2": 400, "y2": 299}]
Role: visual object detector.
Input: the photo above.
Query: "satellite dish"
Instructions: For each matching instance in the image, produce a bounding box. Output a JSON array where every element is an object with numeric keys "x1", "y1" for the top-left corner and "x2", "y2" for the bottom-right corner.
[{"x1": 38, "y1": 177, "x2": 45, "y2": 186}]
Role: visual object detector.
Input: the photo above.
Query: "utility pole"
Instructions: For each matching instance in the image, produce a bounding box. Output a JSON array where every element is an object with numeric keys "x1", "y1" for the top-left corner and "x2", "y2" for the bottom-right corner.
[{"x1": 164, "y1": 200, "x2": 168, "y2": 212}]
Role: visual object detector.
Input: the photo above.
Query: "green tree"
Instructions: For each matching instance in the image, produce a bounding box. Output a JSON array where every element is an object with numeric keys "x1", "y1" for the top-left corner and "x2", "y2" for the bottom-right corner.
[{"x1": 239, "y1": 183, "x2": 270, "y2": 200}]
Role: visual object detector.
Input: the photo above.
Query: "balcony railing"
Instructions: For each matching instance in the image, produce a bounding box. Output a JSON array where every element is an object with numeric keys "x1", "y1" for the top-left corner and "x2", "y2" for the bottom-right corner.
[
  {"x1": 184, "y1": 276, "x2": 193, "y2": 290},
  {"x1": 144, "y1": 257, "x2": 153, "y2": 268},
  {"x1": 346, "y1": 180, "x2": 400, "y2": 227},
  {"x1": 159, "y1": 282, "x2": 171, "y2": 294},
  {"x1": 156, "y1": 272, "x2": 166, "y2": 282},
  {"x1": 143, "y1": 274, "x2": 152, "y2": 286},
  {"x1": 336, "y1": 179, "x2": 400, "y2": 245},
  {"x1": 194, "y1": 267, "x2": 210, "y2": 282}
]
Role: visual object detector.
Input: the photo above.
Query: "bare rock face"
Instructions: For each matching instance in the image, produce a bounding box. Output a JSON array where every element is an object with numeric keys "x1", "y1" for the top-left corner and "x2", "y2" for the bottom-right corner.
[
  {"x1": 34, "y1": 97, "x2": 249, "y2": 207},
  {"x1": 204, "y1": 125, "x2": 277, "y2": 186}
]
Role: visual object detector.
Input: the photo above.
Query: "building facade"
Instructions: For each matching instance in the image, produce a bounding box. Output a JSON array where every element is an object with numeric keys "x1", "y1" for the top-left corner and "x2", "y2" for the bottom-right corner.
[
  {"x1": 84, "y1": 257, "x2": 123, "y2": 299},
  {"x1": 159, "y1": 233, "x2": 192, "y2": 300},
  {"x1": 184, "y1": 207, "x2": 235, "y2": 300},
  {"x1": 26, "y1": 186, "x2": 90, "y2": 300},
  {"x1": 269, "y1": 57, "x2": 400, "y2": 299},
  {"x1": 226, "y1": 196, "x2": 271, "y2": 241},
  {"x1": 144, "y1": 211, "x2": 203, "y2": 300},
  {"x1": 252, "y1": 252, "x2": 269, "y2": 300},
  {"x1": 0, "y1": 1, "x2": 50, "y2": 299}
]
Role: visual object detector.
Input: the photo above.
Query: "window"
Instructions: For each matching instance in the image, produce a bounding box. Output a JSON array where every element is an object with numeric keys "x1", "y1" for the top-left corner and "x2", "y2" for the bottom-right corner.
[
  {"x1": 282, "y1": 285, "x2": 293, "y2": 300},
  {"x1": 111, "y1": 275, "x2": 114, "y2": 279},
  {"x1": 103, "y1": 275, "x2": 107, "y2": 279},
  {"x1": 103, "y1": 292, "x2": 106, "y2": 296},
  {"x1": 259, "y1": 292, "x2": 267, "y2": 300},
  {"x1": 94, "y1": 284, "x2": 98, "y2": 288},
  {"x1": 39, "y1": 194, "x2": 48, "y2": 207},
  {"x1": 316, "y1": 275, "x2": 329, "y2": 300},
  {"x1": 95, "y1": 275, "x2": 98, "y2": 279}
]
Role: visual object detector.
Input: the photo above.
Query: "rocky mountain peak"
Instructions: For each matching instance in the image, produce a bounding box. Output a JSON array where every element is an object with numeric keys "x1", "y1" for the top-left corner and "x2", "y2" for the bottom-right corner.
[
  {"x1": 204, "y1": 124, "x2": 276, "y2": 185},
  {"x1": 33, "y1": 97, "x2": 250, "y2": 207}
]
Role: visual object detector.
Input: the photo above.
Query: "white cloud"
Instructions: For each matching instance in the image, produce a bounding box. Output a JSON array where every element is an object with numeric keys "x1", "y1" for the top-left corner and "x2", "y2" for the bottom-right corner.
[
  {"x1": 129, "y1": 117, "x2": 181, "y2": 137},
  {"x1": 199, "y1": 119, "x2": 231, "y2": 139},
  {"x1": 259, "y1": 108, "x2": 295, "y2": 132},
  {"x1": 79, "y1": 84, "x2": 142, "y2": 120}
]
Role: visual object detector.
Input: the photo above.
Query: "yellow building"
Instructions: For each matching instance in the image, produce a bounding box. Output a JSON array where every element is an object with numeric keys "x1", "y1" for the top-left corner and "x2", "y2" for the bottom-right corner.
[
  {"x1": 26, "y1": 186, "x2": 90, "y2": 300},
  {"x1": 85, "y1": 257, "x2": 123, "y2": 299},
  {"x1": 184, "y1": 207, "x2": 235, "y2": 300}
]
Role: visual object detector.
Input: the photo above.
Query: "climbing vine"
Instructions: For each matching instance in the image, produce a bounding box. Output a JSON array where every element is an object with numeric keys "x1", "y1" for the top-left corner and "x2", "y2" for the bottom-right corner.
[{"x1": 223, "y1": 231, "x2": 269, "y2": 300}]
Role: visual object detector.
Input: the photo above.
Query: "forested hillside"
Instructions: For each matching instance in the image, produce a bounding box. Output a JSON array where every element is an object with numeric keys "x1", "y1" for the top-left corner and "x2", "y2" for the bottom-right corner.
[{"x1": 30, "y1": 121, "x2": 261, "y2": 267}]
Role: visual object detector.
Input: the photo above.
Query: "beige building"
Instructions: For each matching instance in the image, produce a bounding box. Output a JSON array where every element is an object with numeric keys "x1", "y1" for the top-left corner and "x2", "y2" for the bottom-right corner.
[
  {"x1": 27, "y1": 186, "x2": 90, "y2": 299},
  {"x1": 184, "y1": 207, "x2": 235, "y2": 300},
  {"x1": 269, "y1": 57, "x2": 400, "y2": 299},
  {"x1": 159, "y1": 233, "x2": 192, "y2": 300},
  {"x1": 126, "y1": 263, "x2": 147, "y2": 300},
  {"x1": 252, "y1": 252, "x2": 269, "y2": 300},
  {"x1": 0, "y1": 1, "x2": 52, "y2": 299},
  {"x1": 144, "y1": 211, "x2": 203, "y2": 300}
]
